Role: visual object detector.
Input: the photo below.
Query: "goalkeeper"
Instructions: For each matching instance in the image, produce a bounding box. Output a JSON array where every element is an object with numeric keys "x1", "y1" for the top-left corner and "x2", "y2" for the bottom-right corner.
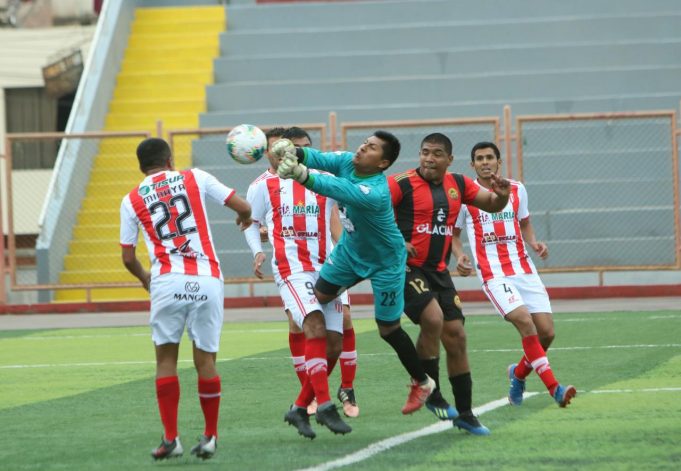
[{"x1": 272, "y1": 131, "x2": 436, "y2": 415}]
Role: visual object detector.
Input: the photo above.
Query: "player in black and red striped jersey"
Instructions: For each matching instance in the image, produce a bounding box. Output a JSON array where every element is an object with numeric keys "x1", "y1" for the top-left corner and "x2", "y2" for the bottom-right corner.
[{"x1": 388, "y1": 133, "x2": 510, "y2": 435}]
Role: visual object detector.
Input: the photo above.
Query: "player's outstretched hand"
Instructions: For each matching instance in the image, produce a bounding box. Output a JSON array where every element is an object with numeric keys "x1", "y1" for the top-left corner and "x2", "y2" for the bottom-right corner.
[
  {"x1": 277, "y1": 152, "x2": 309, "y2": 184},
  {"x1": 270, "y1": 138, "x2": 295, "y2": 159},
  {"x1": 489, "y1": 173, "x2": 511, "y2": 199},
  {"x1": 456, "y1": 254, "x2": 474, "y2": 277}
]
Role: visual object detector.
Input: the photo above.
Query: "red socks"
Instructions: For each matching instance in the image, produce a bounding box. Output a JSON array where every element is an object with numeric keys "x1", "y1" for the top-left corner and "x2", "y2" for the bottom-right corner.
[
  {"x1": 513, "y1": 356, "x2": 533, "y2": 379},
  {"x1": 522, "y1": 335, "x2": 558, "y2": 395},
  {"x1": 198, "y1": 376, "x2": 221, "y2": 438},
  {"x1": 340, "y1": 328, "x2": 357, "y2": 389},
  {"x1": 295, "y1": 337, "x2": 330, "y2": 407},
  {"x1": 156, "y1": 376, "x2": 180, "y2": 441},
  {"x1": 289, "y1": 332, "x2": 307, "y2": 385}
]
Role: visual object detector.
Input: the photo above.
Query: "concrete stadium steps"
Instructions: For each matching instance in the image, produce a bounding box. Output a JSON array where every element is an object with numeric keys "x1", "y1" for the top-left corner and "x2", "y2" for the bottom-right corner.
[
  {"x1": 56, "y1": 4, "x2": 225, "y2": 302},
  {"x1": 206, "y1": 68, "x2": 681, "y2": 112},
  {"x1": 224, "y1": 0, "x2": 681, "y2": 31},
  {"x1": 218, "y1": 15, "x2": 681, "y2": 56},
  {"x1": 199, "y1": 94, "x2": 681, "y2": 129},
  {"x1": 213, "y1": 41, "x2": 681, "y2": 83}
]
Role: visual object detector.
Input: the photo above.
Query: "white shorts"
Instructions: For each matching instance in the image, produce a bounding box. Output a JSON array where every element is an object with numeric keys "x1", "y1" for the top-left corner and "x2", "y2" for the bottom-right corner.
[
  {"x1": 149, "y1": 274, "x2": 224, "y2": 353},
  {"x1": 278, "y1": 272, "x2": 344, "y2": 334},
  {"x1": 482, "y1": 273, "x2": 552, "y2": 317}
]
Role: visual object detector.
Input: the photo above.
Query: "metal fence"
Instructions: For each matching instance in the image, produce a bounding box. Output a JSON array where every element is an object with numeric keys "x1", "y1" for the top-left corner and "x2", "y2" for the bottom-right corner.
[{"x1": 1, "y1": 108, "x2": 680, "y2": 304}]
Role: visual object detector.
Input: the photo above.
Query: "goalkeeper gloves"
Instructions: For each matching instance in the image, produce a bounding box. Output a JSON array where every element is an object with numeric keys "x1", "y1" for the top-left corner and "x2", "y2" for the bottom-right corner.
[
  {"x1": 277, "y1": 151, "x2": 309, "y2": 184},
  {"x1": 270, "y1": 138, "x2": 295, "y2": 159}
]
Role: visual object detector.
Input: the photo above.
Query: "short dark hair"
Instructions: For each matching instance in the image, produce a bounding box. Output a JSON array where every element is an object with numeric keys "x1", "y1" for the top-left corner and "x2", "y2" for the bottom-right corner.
[
  {"x1": 136, "y1": 138, "x2": 171, "y2": 172},
  {"x1": 265, "y1": 127, "x2": 286, "y2": 140},
  {"x1": 421, "y1": 133, "x2": 452, "y2": 155},
  {"x1": 470, "y1": 141, "x2": 500, "y2": 161},
  {"x1": 374, "y1": 130, "x2": 401, "y2": 167},
  {"x1": 282, "y1": 126, "x2": 312, "y2": 145}
]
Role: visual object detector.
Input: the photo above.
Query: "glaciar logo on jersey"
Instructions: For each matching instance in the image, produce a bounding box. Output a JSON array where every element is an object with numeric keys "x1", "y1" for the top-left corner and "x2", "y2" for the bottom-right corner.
[
  {"x1": 416, "y1": 223, "x2": 453, "y2": 236},
  {"x1": 279, "y1": 225, "x2": 320, "y2": 239}
]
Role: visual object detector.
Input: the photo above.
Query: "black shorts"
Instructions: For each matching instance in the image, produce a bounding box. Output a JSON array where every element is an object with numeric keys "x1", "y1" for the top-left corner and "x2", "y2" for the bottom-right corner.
[{"x1": 403, "y1": 265, "x2": 464, "y2": 324}]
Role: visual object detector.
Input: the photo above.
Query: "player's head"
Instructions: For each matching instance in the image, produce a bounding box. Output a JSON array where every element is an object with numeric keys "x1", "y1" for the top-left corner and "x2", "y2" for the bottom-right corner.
[
  {"x1": 282, "y1": 126, "x2": 312, "y2": 147},
  {"x1": 136, "y1": 138, "x2": 172, "y2": 173},
  {"x1": 418, "y1": 133, "x2": 453, "y2": 184},
  {"x1": 265, "y1": 127, "x2": 287, "y2": 170},
  {"x1": 470, "y1": 141, "x2": 501, "y2": 179},
  {"x1": 353, "y1": 130, "x2": 401, "y2": 176}
]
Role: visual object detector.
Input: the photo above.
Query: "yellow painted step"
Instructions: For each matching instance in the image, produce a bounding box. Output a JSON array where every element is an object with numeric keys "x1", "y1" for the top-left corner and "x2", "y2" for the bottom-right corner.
[
  {"x1": 60, "y1": 270, "x2": 138, "y2": 284},
  {"x1": 127, "y1": 35, "x2": 218, "y2": 50},
  {"x1": 64, "y1": 254, "x2": 124, "y2": 271},
  {"x1": 109, "y1": 99, "x2": 205, "y2": 114},
  {"x1": 117, "y1": 71, "x2": 213, "y2": 87},
  {"x1": 125, "y1": 45, "x2": 219, "y2": 62},
  {"x1": 98, "y1": 139, "x2": 147, "y2": 154},
  {"x1": 113, "y1": 84, "x2": 205, "y2": 101},
  {"x1": 135, "y1": 6, "x2": 225, "y2": 22},
  {"x1": 54, "y1": 287, "x2": 149, "y2": 302},
  {"x1": 77, "y1": 209, "x2": 120, "y2": 226},
  {"x1": 89, "y1": 168, "x2": 140, "y2": 184},
  {"x1": 120, "y1": 58, "x2": 214, "y2": 74},
  {"x1": 70, "y1": 240, "x2": 121, "y2": 254},
  {"x1": 86, "y1": 180, "x2": 144, "y2": 197},
  {"x1": 72, "y1": 224, "x2": 119, "y2": 240},
  {"x1": 92, "y1": 157, "x2": 141, "y2": 170},
  {"x1": 105, "y1": 113, "x2": 198, "y2": 131},
  {"x1": 131, "y1": 18, "x2": 224, "y2": 35},
  {"x1": 81, "y1": 197, "x2": 124, "y2": 211}
]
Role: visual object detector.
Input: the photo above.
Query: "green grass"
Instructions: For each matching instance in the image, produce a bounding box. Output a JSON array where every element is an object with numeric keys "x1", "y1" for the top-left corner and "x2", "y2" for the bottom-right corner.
[{"x1": 0, "y1": 310, "x2": 679, "y2": 470}]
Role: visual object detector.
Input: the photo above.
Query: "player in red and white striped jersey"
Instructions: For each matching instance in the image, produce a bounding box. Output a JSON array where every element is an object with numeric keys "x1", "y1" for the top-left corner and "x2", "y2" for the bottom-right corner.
[
  {"x1": 120, "y1": 138, "x2": 252, "y2": 460},
  {"x1": 453, "y1": 141, "x2": 576, "y2": 408},
  {"x1": 244, "y1": 128, "x2": 353, "y2": 438}
]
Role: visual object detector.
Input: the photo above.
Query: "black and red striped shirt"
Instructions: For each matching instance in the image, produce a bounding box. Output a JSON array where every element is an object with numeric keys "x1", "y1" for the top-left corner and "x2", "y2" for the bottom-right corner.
[{"x1": 388, "y1": 169, "x2": 478, "y2": 272}]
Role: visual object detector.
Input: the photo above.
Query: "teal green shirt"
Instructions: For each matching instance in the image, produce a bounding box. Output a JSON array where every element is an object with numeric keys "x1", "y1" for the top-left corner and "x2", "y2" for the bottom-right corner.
[{"x1": 301, "y1": 147, "x2": 406, "y2": 271}]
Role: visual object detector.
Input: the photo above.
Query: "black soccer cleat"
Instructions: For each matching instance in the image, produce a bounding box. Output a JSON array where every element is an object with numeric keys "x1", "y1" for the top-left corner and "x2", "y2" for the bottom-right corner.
[
  {"x1": 337, "y1": 387, "x2": 360, "y2": 418},
  {"x1": 284, "y1": 406, "x2": 316, "y2": 439},
  {"x1": 453, "y1": 411, "x2": 491, "y2": 436},
  {"x1": 315, "y1": 403, "x2": 352, "y2": 435}
]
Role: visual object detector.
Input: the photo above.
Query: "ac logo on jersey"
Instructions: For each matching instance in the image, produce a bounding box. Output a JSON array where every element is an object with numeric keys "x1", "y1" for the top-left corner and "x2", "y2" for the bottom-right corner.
[{"x1": 436, "y1": 208, "x2": 446, "y2": 222}]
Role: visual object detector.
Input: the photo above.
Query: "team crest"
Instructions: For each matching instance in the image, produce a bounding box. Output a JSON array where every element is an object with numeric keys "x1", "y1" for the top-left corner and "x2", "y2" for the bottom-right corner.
[
  {"x1": 454, "y1": 294, "x2": 462, "y2": 309},
  {"x1": 448, "y1": 188, "x2": 459, "y2": 200}
]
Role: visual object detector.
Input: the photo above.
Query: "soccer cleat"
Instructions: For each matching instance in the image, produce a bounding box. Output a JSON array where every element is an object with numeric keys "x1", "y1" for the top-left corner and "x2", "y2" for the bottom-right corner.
[
  {"x1": 553, "y1": 384, "x2": 577, "y2": 408},
  {"x1": 454, "y1": 412, "x2": 491, "y2": 436},
  {"x1": 507, "y1": 363, "x2": 526, "y2": 406},
  {"x1": 151, "y1": 436, "x2": 183, "y2": 460},
  {"x1": 401, "y1": 375, "x2": 436, "y2": 415},
  {"x1": 337, "y1": 387, "x2": 360, "y2": 418},
  {"x1": 190, "y1": 435, "x2": 216, "y2": 460},
  {"x1": 284, "y1": 406, "x2": 316, "y2": 439},
  {"x1": 315, "y1": 403, "x2": 352, "y2": 435},
  {"x1": 307, "y1": 398, "x2": 318, "y2": 415},
  {"x1": 425, "y1": 391, "x2": 459, "y2": 421}
]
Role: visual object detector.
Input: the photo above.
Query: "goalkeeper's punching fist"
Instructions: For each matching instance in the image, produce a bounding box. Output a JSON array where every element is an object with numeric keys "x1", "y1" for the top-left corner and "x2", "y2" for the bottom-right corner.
[{"x1": 272, "y1": 139, "x2": 309, "y2": 184}]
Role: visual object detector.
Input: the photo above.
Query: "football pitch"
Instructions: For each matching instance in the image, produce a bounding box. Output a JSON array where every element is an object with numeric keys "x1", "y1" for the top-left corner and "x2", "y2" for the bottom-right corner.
[{"x1": 1, "y1": 309, "x2": 679, "y2": 470}]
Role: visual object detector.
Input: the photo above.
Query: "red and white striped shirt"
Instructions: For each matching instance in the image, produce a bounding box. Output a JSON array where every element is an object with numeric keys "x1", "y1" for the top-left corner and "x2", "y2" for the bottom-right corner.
[
  {"x1": 120, "y1": 168, "x2": 234, "y2": 280},
  {"x1": 455, "y1": 179, "x2": 536, "y2": 282},
  {"x1": 245, "y1": 170, "x2": 335, "y2": 280}
]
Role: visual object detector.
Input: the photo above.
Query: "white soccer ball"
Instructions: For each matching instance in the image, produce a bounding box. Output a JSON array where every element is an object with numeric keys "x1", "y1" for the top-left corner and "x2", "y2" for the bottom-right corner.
[{"x1": 225, "y1": 124, "x2": 267, "y2": 164}]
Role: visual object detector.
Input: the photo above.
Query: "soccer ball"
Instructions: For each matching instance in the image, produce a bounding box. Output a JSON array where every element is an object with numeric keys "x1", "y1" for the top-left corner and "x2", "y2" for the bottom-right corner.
[{"x1": 225, "y1": 124, "x2": 267, "y2": 164}]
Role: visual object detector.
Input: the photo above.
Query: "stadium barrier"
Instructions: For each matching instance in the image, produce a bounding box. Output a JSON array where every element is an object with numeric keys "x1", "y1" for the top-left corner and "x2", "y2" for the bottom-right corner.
[{"x1": 1, "y1": 108, "x2": 680, "y2": 304}]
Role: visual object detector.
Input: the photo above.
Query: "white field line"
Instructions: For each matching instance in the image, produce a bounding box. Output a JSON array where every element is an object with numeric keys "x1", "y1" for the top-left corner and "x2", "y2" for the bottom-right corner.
[
  {"x1": 296, "y1": 394, "x2": 535, "y2": 471},
  {"x1": 298, "y1": 386, "x2": 681, "y2": 471},
  {"x1": 1, "y1": 342, "x2": 680, "y2": 369}
]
